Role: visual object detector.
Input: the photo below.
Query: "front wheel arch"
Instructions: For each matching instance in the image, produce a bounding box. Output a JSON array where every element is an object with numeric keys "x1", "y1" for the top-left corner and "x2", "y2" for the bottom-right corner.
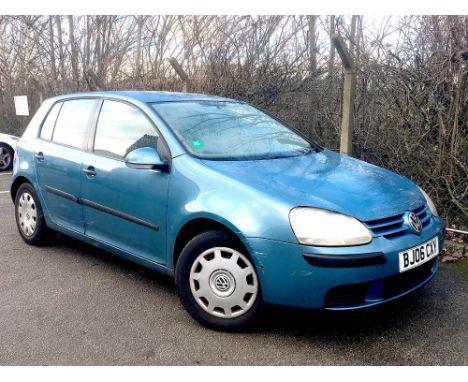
[{"x1": 172, "y1": 217, "x2": 252, "y2": 273}]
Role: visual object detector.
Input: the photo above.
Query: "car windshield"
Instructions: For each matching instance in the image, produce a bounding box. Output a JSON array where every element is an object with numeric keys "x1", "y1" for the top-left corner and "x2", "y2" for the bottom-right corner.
[{"x1": 151, "y1": 101, "x2": 313, "y2": 160}]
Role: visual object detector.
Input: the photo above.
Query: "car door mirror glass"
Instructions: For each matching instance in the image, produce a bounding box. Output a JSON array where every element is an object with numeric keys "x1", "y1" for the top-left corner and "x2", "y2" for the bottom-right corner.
[{"x1": 125, "y1": 147, "x2": 168, "y2": 171}]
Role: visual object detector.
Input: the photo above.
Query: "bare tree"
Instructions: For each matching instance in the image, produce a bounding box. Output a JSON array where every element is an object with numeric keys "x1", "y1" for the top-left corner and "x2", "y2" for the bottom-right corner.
[{"x1": 0, "y1": 15, "x2": 466, "y2": 225}]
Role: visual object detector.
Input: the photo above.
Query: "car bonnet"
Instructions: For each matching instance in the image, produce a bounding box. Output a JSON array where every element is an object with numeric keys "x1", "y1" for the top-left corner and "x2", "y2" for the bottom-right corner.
[{"x1": 200, "y1": 149, "x2": 425, "y2": 222}]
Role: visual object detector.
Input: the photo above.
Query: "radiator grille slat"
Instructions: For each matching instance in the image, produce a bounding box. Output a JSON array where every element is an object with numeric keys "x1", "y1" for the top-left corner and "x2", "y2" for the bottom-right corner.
[{"x1": 364, "y1": 205, "x2": 430, "y2": 239}]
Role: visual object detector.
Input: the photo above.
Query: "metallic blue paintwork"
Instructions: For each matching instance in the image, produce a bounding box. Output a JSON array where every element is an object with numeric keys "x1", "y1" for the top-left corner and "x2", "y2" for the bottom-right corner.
[
  {"x1": 200, "y1": 150, "x2": 426, "y2": 222},
  {"x1": 81, "y1": 150, "x2": 169, "y2": 264},
  {"x1": 12, "y1": 91, "x2": 445, "y2": 309},
  {"x1": 36, "y1": 140, "x2": 85, "y2": 233},
  {"x1": 246, "y1": 222, "x2": 444, "y2": 309}
]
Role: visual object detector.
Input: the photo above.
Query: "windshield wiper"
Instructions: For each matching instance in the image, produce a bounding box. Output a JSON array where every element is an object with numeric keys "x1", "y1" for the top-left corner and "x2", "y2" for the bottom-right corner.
[
  {"x1": 261, "y1": 149, "x2": 312, "y2": 160},
  {"x1": 295, "y1": 146, "x2": 320, "y2": 156}
]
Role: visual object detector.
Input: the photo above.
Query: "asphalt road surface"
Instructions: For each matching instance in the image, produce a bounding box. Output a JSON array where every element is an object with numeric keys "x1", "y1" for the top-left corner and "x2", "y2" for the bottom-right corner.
[{"x1": 0, "y1": 172, "x2": 467, "y2": 365}]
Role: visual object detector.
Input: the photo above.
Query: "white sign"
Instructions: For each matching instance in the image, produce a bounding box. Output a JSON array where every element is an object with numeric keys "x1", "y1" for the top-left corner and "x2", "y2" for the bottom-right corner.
[{"x1": 14, "y1": 96, "x2": 29, "y2": 116}]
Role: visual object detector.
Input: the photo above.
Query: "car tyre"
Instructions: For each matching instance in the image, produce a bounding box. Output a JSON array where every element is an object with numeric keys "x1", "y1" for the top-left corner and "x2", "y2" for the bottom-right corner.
[
  {"x1": 176, "y1": 230, "x2": 263, "y2": 331},
  {"x1": 0, "y1": 143, "x2": 13, "y2": 171},
  {"x1": 15, "y1": 183, "x2": 54, "y2": 246}
]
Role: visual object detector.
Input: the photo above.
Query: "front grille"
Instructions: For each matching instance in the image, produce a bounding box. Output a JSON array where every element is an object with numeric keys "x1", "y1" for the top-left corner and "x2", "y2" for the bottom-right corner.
[
  {"x1": 382, "y1": 259, "x2": 435, "y2": 298},
  {"x1": 325, "y1": 282, "x2": 368, "y2": 308},
  {"x1": 365, "y1": 204, "x2": 431, "y2": 239}
]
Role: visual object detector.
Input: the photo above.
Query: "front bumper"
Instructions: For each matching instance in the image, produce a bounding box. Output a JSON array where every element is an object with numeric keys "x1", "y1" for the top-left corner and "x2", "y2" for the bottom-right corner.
[{"x1": 245, "y1": 216, "x2": 444, "y2": 309}]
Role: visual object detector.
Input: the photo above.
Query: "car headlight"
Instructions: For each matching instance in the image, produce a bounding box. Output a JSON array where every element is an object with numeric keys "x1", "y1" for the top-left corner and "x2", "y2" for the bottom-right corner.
[
  {"x1": 289, "y1": 207, "x2": 372, "y2": 246},
  {"x1": 418, "y1": 187, "x2": 438, "y2": 216}
]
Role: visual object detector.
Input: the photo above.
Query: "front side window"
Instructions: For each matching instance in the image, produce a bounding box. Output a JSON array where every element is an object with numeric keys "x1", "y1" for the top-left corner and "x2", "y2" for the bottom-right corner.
[
  {"x1": 151, "y1": 101, "x2": 312, "y2": 160},
  {"x1": 94, "y1": 100, "x2": 159, "y2": 160},
  {"x1": 52, "y1": 99, "x2": 96, "y2": 149}
]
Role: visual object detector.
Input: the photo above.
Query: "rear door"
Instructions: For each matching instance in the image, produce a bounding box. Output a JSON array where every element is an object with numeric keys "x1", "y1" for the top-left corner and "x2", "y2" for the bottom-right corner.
[
  {"x1": 35, "y1": 98, "x2": 98, "y2": 234},
  {"x1": 81, "y1": 99, "x2": 169, "y2": 264}
]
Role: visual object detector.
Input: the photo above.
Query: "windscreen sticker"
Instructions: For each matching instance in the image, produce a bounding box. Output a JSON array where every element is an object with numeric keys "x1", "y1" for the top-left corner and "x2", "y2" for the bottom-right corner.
[{"x1": 190, "y1": 140, "x2": 204, "y2": 149}]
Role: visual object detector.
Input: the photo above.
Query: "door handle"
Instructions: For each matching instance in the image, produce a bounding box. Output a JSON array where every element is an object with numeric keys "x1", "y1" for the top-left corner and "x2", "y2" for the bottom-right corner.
[
  {"x1": 35, "y1": 152, "x2": 45, "y2": 161},
  {"x1": 83, "y1": 166, "x2": 97, "y2": 177}
]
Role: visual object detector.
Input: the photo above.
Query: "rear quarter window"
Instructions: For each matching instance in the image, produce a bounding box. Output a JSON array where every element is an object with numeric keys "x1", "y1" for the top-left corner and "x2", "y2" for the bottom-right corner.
[{"x1": 40, "y1": 102, "x2": 63, "y2": 140}]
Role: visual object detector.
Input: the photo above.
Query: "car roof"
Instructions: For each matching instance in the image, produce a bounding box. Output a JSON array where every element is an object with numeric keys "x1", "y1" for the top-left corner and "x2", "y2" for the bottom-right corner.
[{"x1": 47, "y1": 90, "x2": 238, "y2": 104}]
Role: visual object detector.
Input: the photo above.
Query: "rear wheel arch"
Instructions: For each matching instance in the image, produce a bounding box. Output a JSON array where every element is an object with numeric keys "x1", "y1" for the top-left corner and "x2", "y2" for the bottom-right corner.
[
  {"x1": 11, "y1": 176, "x2": 33, "y2": 204},
  {"x1": 14, "y1": 182, "x2": 54, "y2": 246}
]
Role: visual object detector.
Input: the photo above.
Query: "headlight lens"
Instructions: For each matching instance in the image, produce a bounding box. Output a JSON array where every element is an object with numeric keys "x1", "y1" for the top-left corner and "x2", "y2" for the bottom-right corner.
[
  {"x1": 418, "y1": 187, "x2": 438, "y2": 216},
  {"x1": 289, "y1": 207, "x2": 372, "y2": 246}
]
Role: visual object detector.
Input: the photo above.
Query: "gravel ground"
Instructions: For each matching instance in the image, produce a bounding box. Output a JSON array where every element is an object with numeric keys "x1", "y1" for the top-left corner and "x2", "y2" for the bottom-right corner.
[{"x1": 0, "y1": 173, "x2": 467, "y2": 365}]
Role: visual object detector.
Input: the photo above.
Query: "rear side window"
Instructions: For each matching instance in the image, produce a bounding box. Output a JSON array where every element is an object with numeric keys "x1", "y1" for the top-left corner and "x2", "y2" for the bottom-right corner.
[
  {"x1": 40, "y1": 102, "x2": 62, "y2": 140},
  {"x1": 94, "y1": 100, "x2": 159, "y2": 160},
  {"x1": 52, "y1": 99, "x2": 96, "y2": 149}
]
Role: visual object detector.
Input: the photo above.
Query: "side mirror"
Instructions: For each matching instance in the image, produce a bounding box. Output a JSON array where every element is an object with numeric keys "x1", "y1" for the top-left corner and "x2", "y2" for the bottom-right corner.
[{"x1": 125, "y1": 147, "x2": 168, "y2": 172}]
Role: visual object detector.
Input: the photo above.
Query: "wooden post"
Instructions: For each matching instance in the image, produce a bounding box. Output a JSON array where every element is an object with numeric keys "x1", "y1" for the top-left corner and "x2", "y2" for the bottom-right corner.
[
  {"x1": 332, "y1": 34, "x2": 356, "y2": 156},
  {"x1": 167, "y1": 58, "x2": 190, "y2": 93}
]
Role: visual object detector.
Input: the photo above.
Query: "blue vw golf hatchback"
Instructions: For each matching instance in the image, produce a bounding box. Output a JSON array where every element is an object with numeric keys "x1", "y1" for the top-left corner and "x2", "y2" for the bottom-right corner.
[{"x1": 11, "y1": 91, "x2": 444, "y2": 330}]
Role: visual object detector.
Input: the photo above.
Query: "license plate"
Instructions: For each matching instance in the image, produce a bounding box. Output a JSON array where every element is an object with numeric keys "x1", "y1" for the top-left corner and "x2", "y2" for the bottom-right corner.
[{"x1": 399, "y1": 237, "x2": 439, "y2": 273}]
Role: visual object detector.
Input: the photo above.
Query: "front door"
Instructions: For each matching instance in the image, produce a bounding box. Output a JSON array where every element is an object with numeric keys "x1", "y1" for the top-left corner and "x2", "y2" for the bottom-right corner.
[{"x1": 81, "y1": 100, "x2": 169, "y2": 264}]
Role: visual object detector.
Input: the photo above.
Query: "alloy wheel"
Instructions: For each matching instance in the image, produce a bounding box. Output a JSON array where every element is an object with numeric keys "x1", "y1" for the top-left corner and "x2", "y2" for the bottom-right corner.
[{"x1": 0, "y1": 146, "x2": 12, "y2": 170}]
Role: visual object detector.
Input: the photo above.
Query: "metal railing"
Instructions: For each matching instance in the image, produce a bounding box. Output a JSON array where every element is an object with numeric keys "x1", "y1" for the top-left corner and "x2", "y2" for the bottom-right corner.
[{"x1": 446, "y1": 227, "x2": 468, "y2": 236}]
